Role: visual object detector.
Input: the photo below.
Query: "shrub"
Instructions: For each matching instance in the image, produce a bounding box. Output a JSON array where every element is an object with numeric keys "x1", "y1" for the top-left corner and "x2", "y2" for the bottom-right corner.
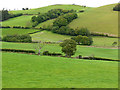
[
  {"x1": 113, "y1": 4, "x2": 120, "y2": 11},
  {"x1": 0, "y1": 26, "x2": 11, "y2": 28},
  {"x1": 13, "y1": 26, "x2": 22, "y2": 28},
  {"x1": 71, "y1": 35, "x2": 93, "y2": 46},
  {"x1": 2, "y1": 34, "x2": 32, "y2": 43},
  {"x1": 43, "y1": 51, "x2": 62, "y2": 56},
  {"x1": 75, "y1": 28, "x2": 90, "y2": 36}
]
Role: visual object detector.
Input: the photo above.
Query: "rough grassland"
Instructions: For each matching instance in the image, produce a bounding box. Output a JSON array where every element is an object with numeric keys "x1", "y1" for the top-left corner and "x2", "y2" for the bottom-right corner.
[
  {"x1": 2, "y1": 42, "x2": 118, "y2": 60},
  {"x1": 9, "y1": 5, "x2": 89, "y2": 14},
  {"x1": 68, "y1": 4, "x2": 118, "y2": 36},
  {"x1": 2, "y1": 52, "x2": 118, "y2": 88},
  {"x1": 1, "y1": 28, "x2": 40, "y2": 37},
  {"x1": 2, "y1": 15, "x2": 33, "y2": 27}
]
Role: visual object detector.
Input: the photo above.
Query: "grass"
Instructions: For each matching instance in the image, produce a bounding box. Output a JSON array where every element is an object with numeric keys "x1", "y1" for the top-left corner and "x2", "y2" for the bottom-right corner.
[
  {"x1": 35, "y1": 19, "x2": 55, "y2": 28},
  {"x1": 2, "y1": 52, "x2": 118, "y2": 88},
  {"x1": 68, "y1": 4, "x2": 118, "y2": 36},
  {"x1": 2, "y1": 15, "x2": 34, "y2": 27},
  {"x1": 31, "y1": 30, "x2": 71, "y2": 42},
  {"x1": 92, "y1": 36, "x2": 118, "y2": 47},
  {"x1": 1, "y1": 28, "x2": 40, "y2": 37},
  {"x1": 9, "y1": 4, "x2": 89, "y2": 14},
  {"x1": 2, "y1": 42, "x2": 118, "y2": 60}
]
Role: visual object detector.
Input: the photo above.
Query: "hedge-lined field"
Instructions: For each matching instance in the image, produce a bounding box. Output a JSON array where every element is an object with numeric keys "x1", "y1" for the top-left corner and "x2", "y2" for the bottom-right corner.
[
  {"x1": 1, "y1": 28, "x2": 40, "y2": 37},
  {"x1": 2, "y1": 15, "x2": 34, "y2": 27},
  {"x1": 68, "y1": 4, "x2": 118, "y2": 36},
  {"x1": 31, "y1": 31, "x2": 71, "y2": 42},
  {"x1": 2, "y1": 52, "x2": 118, "y2": 88},
  {"x1": 2, "y1": 42, "x2": 118, "y2": 60}
]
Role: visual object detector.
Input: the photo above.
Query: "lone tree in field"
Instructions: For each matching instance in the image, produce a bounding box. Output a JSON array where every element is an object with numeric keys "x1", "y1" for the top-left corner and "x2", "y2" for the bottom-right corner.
[
  {"x1": 33, "y1": 41, "x2": 45, "y2": 55},
  {"x1": 60, "y1": 39, "x2": 77, "y2": 57}
]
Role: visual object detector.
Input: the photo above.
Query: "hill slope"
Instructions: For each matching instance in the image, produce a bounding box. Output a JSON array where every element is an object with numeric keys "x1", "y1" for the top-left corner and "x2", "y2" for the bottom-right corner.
[
  {"x1": 68, "y1": 4, "x2": 118, "y2": 36},
  {"x1": 9, "y1": 4, "x2": 89, "y2": 14}
]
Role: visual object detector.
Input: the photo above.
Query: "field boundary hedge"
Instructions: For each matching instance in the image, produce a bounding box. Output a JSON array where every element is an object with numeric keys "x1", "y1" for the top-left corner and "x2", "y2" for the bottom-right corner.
[{"x1": 1, "y1": 49, "x2": 35, "y2": 54}]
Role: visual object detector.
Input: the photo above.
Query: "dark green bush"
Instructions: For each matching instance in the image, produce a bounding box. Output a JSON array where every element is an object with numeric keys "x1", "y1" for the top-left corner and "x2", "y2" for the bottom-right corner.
[
  {"x1": 2, "y1": 34, "x2": 32, "y2": 43},
  {"x1": 113, "y1": 4, "x2": 120, "y2": 11},
  {"x1": 75, "y1": 28, "x2": 90, "y2": 36},
  {"x1": 43, "y1": 51, "x2": 62, "y2": 56}
]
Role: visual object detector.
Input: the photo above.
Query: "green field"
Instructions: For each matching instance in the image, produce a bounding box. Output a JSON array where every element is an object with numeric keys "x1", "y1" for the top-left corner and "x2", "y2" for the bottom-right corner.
[
  {"x1": 1, "y1": 28, "x2": 40, "y2": 37},
  {"x1": 2, "y1": 42, "x2": 118, "y2": 60},
  {"x1": 31, "y1": 30, "x2": 71, "y2": 42},
  {"x1": 3, "y1": 4, "x2": 118, "y2": 36},
  {"x1": 68, "y1": 4, "x2": 118, "y2": 36},
  {"x1": 1, "y1": 3, "x2": 119, "y2": 88},
  {"x1": 2, "y1": 15, "x2": 33, "y2": 27},
  {"x1": 92, "y1": 36, "x2": 118, "y2": 47},
  {"x1": 2, "y1": 52, "x2": 118, "y2": 88},
  {"x1": 36, "y1": 19, "x2": 55, "y2": 28},
  {"x1": 9, "y1": 4, "x2": 89, "y2": 14}
]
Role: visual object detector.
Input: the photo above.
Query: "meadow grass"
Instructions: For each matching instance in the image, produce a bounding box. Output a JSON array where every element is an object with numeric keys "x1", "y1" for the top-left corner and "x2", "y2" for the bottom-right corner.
[
  {"x1": 35, "y1": 19, "x2": 55, "y2": 28},
  {"x1": 2, "y1": 15, "x2": 34, "y2": 27},
  {"x1": 2, "y1": 42, "x2": 118, "y2": 60},
  {"x1": 68, "y1": 4, "x2": 118, "y2": 36},
  {"x1": 9, "y1": 4, "x2": 89, "y2": 14},
  {"x1": 31, "y1": 31, "x2": 71, "y2": 42},
  {"x1": 1, "y1": 28, "x2": 40, "y2": 37},
  {"x1": 92, "y1": 36, "x2": 118, "y2": 47},
  {"x1": 2, "y1": 52, "x2": 118, "y2": 88}
]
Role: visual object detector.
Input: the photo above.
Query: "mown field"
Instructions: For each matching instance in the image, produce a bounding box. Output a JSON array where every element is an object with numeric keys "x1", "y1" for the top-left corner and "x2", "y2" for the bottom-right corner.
[
  {"x1": 9, "y1": 4, "x2": 89, "y2": 14},
  {"x1": 2, "y1": 15, "x2": 33, "y2": 27},
  {"x1": 2, "y1": 42, "x2": 118, "y2": 60},
  {"x1": 2, "y1": 52, "x2": 118, "y2": 88},
  {"x1": 1, "y1": 28, "x2": 40, "y2": 37},
  {"x1": 68, "y1": 4, "x2": 118, "y2": 36}
]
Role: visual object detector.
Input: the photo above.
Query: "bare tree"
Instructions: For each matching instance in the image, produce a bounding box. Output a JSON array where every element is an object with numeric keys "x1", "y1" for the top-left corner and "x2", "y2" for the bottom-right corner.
[{"x1": 33, "y1": 41, "x2": 45, "y2": 55}]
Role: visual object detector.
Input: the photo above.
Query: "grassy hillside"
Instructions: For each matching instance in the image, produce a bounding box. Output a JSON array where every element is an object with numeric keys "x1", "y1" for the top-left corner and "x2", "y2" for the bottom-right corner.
[
  {"x1": 9, "y1": 4, "x2": 89, "y2": 14},
  {"x1": 2, "y1": 52, "x2": 118, "y2": 88},
  {"x1": 2, "y1": 42, "x2": 118, "y2": 60},
  {"x1": 31, "y1": 31, "x2": 71, "y2": 42},
  {"x1": 36, "y1": 19, "x2": 55, "y2": 28},
  {"x1": 1, "y1": 28, "x2": 40, "y2": 37},
  {"x1": 68, "y1": 4, "x2": 118, "y2": 36},
  {"x1": 2, "y1": 15, "x2": 33, "y2": 27}
]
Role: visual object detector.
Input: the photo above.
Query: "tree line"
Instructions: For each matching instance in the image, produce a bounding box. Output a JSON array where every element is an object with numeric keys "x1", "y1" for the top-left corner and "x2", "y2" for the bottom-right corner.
[
  {"x1": 113, "y1": 4, "x2": 120, "y2": 11},
  {"x1": 0, "y1": 10, "x2": 22, "y2": 21},
  {"x1": 31, "y1": 9, "x2": 76, "y2": 27}
]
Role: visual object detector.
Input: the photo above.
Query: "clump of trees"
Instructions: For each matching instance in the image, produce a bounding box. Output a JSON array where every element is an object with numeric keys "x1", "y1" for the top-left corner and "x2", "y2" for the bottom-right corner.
[
  {"x1": 53, "y1": 13, "x2": 78, "y2": 27},
  {"x1": 60, "y1": 39, "x2": 77, "y2": 57},
  {"x1": 31, "y1": 9, "x2": 77, "y2": 27},
  {"x1": 113, "y1": 4, "x2": 120, "y2": 11},
  {"x1": 0, "y1": 10, "x2": 22, "y2": 21},
  {"x1": 50, "y1": 26, "x2": 90, "y2": 36},
  {"x1": 22, "y1": 8, "x2": 29, "y2": 10},
  {"x1": 71, "y1": 35, "x2": 93, "y2": 45},
  {"x1": 2, "y1": 34, "x2": 32, "y2": 43}
]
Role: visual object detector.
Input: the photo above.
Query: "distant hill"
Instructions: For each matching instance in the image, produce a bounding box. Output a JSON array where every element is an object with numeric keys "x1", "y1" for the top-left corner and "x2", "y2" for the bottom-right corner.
[
  {"x1": 3, "y1": 4, "x2": 118, "y2": 36},
  {"x1": 9, "y1": 4, "x2": 90, "y2": 14}
]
